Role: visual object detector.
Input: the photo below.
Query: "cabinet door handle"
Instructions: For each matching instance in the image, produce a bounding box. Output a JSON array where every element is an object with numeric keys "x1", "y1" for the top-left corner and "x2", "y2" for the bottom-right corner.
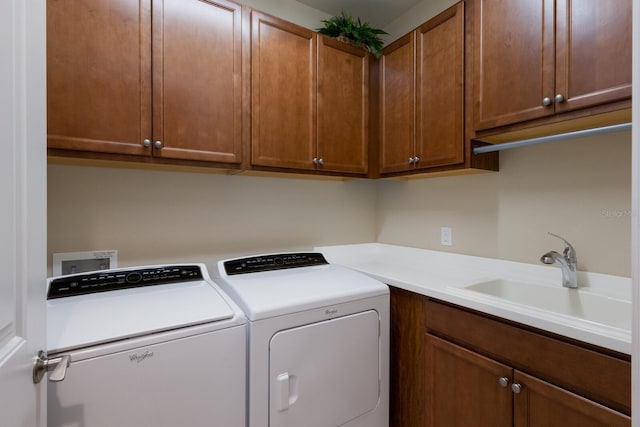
[
  {"x1": 154, "y1": 140, "x2": 163, "y2": 149},
  {"x1": 542, "y1": 97, "x2": 552, "y2": 106},
  {"x1": 408, "y1": 157, "x2": 415, "y2": 164},
  {"x1": 414, "y1": 156, "x2": 420, "y2": 163},
  {"x1": 554, "y1": 93, "x2": 565, "y2": 103},
  {"x1": 318, "y1": 158, "x2": 324, "y2": 166},
  {"x1": 143, "y1": 139, "x2": 151, "y2": 148},
  {"x1": 498, "y1": 377, "x2": 510, "y2": 388},
  {"x1": 511, "y1": 383, "x2": 523, "y2": 394}
]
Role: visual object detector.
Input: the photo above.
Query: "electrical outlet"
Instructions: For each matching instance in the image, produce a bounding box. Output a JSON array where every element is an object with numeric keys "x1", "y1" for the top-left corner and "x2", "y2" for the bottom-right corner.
[{"x1": 440, "y1": 227, "x2": 453, "y2": 246}]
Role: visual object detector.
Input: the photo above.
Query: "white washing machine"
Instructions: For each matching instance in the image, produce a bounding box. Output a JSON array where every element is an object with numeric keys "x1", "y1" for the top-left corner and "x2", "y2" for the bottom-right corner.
[
  {"x1": 46, "y1": 264, "x2": 247, "y2": 427},
  {"x1": 214, "y1": 253, "x2": 389, "y2": 427}
]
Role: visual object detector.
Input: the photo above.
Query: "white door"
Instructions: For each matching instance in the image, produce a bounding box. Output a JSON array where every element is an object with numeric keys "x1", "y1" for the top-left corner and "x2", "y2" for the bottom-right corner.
[
  {"x1": 269, "y1": 310, "x2": 380, "y2": 427},
  {"x1": 0, "y1": 0, "x2": 47, "y2": 426}
]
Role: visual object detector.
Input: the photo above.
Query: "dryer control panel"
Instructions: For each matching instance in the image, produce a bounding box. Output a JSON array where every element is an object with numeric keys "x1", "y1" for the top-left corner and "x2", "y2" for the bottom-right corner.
[
  {"x1": 224, "y1": 253, "x2": 328, "y2": 275},
  {"x1": 47, "y1": 265, "x2": 203, "y2": 299}
]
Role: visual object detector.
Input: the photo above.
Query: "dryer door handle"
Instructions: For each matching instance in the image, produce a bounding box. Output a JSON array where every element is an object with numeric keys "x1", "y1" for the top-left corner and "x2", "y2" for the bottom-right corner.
[{"x1": 276, "y1": 372, "x2": 298, "y2": 411}]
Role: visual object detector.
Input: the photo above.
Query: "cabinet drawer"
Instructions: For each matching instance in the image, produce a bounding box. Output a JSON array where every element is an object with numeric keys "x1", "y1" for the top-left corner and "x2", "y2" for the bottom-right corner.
[{"x1": 425, "y1": 299, "x2": 631, "y2": 415}]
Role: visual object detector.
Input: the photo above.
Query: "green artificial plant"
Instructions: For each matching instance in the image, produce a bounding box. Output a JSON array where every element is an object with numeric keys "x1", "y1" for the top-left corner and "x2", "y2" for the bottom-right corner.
[{"x1": 317, "y1": 11, "x2": 387, "y2": 58}]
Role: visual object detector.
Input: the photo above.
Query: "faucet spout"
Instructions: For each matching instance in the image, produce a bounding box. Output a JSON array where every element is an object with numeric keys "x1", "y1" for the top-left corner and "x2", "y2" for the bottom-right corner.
[{"x1": 540, "y1": 250, "x2": 578, "y2": 288}]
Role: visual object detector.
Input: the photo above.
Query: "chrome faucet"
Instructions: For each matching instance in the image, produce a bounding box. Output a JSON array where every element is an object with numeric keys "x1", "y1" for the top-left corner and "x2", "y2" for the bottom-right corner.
[{"x1": 540, "y1": 232, "x2": 578, "y2": 288}]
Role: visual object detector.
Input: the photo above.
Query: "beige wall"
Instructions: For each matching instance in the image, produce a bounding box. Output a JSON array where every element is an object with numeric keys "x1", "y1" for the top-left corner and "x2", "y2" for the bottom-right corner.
[
  {"x1": 382, "y1": 0, "x2": 458, "y2": 43},
  {"x1": 376, "y1": 130, "x2": 632, "y2": 276},
  {"x1": 242, "y1": 0, "x2": 330, "y2": 29},
  {"x1": 48, "y1": 130, "x2": 632, "y2": 278},
  {"x1": 241, "y1": 0, "x2": 457, "y2": 43},
  {"x1": 47, "y1": 165, "x2": 377, "y2": 274}
]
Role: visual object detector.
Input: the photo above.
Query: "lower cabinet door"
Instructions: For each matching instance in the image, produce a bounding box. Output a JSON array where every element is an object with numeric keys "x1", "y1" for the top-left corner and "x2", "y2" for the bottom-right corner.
[
  {"x1": 425, "y1": 335, "x2": 512, "y2": 427},
  {"x1": 513, "y1": 371, "x2": 631, "y2": 427}
]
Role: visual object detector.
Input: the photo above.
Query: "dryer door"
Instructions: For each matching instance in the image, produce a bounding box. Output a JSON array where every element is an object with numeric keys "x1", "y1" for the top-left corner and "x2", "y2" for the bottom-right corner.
[{"x1": 269, "y1": 310, "x2": 380, "y2": 427}]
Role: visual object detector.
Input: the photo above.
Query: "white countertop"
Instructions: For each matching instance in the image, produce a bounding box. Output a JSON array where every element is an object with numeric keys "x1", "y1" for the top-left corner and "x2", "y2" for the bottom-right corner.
[{"x1": 315, "y1": 243, "x2": 632, "y2": 355}]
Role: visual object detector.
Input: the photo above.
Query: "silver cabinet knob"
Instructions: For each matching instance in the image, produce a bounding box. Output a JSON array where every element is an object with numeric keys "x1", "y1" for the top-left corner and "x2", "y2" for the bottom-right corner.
[
  {"x1": 542, "y1": 97, "x2": 552, "y2": 106},
  {"x1": 498, "y1": 377, "x2": 510, "y2": 388},
  {"x1": 154, "y1": 140, "x2": 163, "y2": 149},
  {"x1": 312, "y1": 157, "x2": 319, "y2": 165},
  {"x1": 511, "y1": 383, "x2": 523, "y2": 394},
  {"x1": 414, "y1": 156, "x2": 420, "y2": 163},
  {"x1": 408, "y1": 157, "x2": 415, "y2": 164},
  {"x1": 318, "y1": 158, "x2": 324, "y2": 166},
  {"x1": 143, "y1": 139, "x2": 151, "y2": 148},
  {"x1": 554, "y1": 93, "x2": 565, "y2": 103}
]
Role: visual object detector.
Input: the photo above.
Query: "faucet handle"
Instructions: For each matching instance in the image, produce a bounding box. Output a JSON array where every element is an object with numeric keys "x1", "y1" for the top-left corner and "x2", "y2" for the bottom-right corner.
[{"x1": 547, "y1": 232, "x2": 577, "y2": 263}]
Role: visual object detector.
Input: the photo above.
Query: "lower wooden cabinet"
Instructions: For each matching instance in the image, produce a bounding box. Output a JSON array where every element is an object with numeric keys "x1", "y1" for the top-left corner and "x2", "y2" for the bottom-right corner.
[
  {"x1": 426, "y1": 335, "x2": 630, "y2": 427},
  {"x1": 425, "y1": 335, "x2": 511, "y2": 427},
  {"x1": 513, "y1": 371, "x2": 630, "y2": 427},
  {"x1": 389, "y1": 287, "x2": 631, "y2": 427}
]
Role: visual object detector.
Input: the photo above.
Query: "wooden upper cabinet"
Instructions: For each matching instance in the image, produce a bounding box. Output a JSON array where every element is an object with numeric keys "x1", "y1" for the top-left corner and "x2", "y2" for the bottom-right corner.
[
  {"x1": 47, "y1": 0, "x2": 152, "y2": 155},
  {"x1": 379, "y1": 33, "x2": 416, "y2": 174},
  {"x1": 48, "y1": 0, "x2": 243, "y2": 164},
  {"x1": 513, "y1": 371, "x2": 631, "y2": 427},
  {"x1": 473, "y1": 0, "x2": 555, "y2": 130},
  {"x1": 317, "y1": 36, "x2": 369, "y2": 174},
  {"x1": 554, "y1": 0, "x2": 632, "y2": 113},
  {"x1": 153, "y1": 0, "x2": 242, "y2": 163},
  {"x1": 415, "y1": 2, "x2": 464, "y2": 169},
  {"x1": 251, "y1": 12, "x2": 317, "y2": 170},
  {"x1": 474, "y1": 0, "x2": 632, "y2": 131},
  {"x1": 380, "y1": 2, "x2": 465, "y2": 175}
]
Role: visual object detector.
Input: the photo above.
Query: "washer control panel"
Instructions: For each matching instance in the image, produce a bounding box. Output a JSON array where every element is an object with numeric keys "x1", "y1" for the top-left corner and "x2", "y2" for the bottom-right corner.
[
  {"x1": 224, "y1": 253, "x2": 328, "y2": 275},
  {"x1": 47, "y1": 265, "x2": 203, "y2": 299}
]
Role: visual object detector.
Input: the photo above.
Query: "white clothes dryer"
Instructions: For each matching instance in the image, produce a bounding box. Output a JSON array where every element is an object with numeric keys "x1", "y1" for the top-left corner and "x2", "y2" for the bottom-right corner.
[
  {"x1": 214, "y1": 253, "x2": 389, "y2": 427},
  {"x1": 46, "y1": 264, "x2": 247, "y2": 427}
]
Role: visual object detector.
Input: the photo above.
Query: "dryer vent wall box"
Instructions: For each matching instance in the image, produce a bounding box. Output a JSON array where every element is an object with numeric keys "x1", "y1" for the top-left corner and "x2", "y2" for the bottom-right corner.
[
  {"x1": 52, "y1": 250, "x2": 118, "y2": 276},
  {"x1": 213, "y1": 252, "x2": 390, "y2": 427}
]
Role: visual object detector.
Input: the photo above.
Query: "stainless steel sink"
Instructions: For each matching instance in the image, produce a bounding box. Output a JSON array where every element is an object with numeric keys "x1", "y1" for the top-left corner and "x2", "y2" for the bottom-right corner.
[{"x1": 463, "y1": 279, "x2": 631, "y2": 330}]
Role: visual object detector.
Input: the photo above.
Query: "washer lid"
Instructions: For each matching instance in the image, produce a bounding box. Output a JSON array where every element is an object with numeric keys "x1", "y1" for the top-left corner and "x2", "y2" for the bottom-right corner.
[
  {"x1": 215, "y1": 261, "x2": 389, "y2": 321},
  {"x1": 47, "y1": 273, "x2": 237, "y2": 353}
]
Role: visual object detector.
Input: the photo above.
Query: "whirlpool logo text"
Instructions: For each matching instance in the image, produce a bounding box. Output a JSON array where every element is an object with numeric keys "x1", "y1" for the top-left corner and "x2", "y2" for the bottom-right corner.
[{"x1": 129, "y1": 350, "x2": 154, "y2": 363}]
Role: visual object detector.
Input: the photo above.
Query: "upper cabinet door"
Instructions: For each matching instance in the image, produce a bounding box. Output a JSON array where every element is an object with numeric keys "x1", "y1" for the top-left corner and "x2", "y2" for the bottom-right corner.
[
  {"x1": 47, "y1": 0, "x2": 152, "y2": 155},
  {"x1": 153, "y1": 0, "x2": 243, "y2": 163},
  {"x1": 554, "y1": 0, "x2": 632, "y2": 113},
  {"x1": 379, "y1": 33, "x2": 416, "y2": 174},
  {"x1": 415, "y1": 2, "x2": 464, "y2": 169},
  {"x1": 251, "y1": 12, "x2": 316, "y2": 170},
  {"x1": 473, "y1": 0, "x2": 555, "y2": 131},
  {"x1": 317, "y1": 36, "x2": 369, "y2": 174}
]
